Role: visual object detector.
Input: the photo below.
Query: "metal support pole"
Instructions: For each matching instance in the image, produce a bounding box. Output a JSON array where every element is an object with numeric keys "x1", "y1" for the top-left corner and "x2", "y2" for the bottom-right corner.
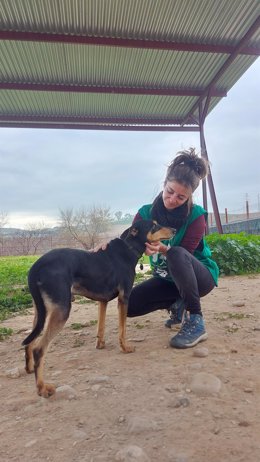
[
  {"x1": 199, "y1": 126, "x2": 209, "y2": 234},
  {"x1": 246, "y1": 200, "x2": 249, "y2": 219},
  {"x1": 199, "y1": 115, "x2": 223, "y2": 234},
  {"x1": 225, "y1": 208, "x2": 228, "y2": 223}
]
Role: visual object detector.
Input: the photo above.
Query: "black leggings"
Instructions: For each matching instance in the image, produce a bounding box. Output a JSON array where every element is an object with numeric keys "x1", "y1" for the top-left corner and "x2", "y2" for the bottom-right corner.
[{"x1": 127, "y1": 246, "x2": 215, "y2": 317}]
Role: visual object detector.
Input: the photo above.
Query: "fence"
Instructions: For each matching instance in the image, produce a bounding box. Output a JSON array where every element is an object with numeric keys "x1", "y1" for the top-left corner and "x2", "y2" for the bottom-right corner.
[
  {"x1": 1, "y1": 218, "x2": 260, "y2": 257},
  {"x1": 0, "y1": 226, "x2": 125, "y2": 257},
  {"x1": 209, "y1": 217, "x2": 260, "y2": 234}
]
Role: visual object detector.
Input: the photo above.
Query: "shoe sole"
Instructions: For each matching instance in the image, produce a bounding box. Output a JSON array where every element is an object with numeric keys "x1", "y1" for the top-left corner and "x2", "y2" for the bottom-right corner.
[
  {"x1": 170, "y1": 332, "x2": 208, "y2": 349},
  {"x1": 165, "y1": 322, "x2": 181, "y2": 330}
]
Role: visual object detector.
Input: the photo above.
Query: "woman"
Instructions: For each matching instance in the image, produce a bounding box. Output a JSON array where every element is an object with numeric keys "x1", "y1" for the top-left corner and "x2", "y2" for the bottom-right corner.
[{"x1": 127, "y1": 148, "x2": 219, "y2": 349}]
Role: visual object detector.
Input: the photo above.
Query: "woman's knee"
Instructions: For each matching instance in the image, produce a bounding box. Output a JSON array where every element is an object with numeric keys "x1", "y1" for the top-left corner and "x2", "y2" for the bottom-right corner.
[
  {"x1": 166, "y1": 246, "x2": 191, "y2": 278},
  {"x1": 167, "y1": 246, "x2": 187, "y2": 260}
]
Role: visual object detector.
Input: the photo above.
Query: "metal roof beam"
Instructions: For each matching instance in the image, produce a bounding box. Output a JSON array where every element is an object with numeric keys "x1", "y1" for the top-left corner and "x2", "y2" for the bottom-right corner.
[
  {"x1": 182, "y1": 15, "x2": 260, "y2": 125},
  {"x1": 0, "y1": 114, "x2": 196, "y2": 125},
  {"x1": 0, "y1": 122, "x2": 200, "y2": 131},
  {"x1": 0, "y1": 30, "x2": 259, "y2": 56},
  {"x1": 0, "y1": 82, "x2": 226, "y2": 98}
]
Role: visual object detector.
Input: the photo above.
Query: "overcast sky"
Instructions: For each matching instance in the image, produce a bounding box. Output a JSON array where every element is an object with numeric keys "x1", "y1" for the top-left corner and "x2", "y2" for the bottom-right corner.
[{"x1": 1, "y1": 59, "x2": 260, "y2": 229}]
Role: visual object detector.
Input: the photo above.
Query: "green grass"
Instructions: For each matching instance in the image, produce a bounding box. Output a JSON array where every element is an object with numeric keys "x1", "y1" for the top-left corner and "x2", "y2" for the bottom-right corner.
[
  {"x1": 0, "y1": 255, "x2": 39, "y2": 287},
  {"x1": 71, "y1": 322, "x2": 85, "y2": 330},
  {"x1": 0, "y1": 255, "x2": 38, "y2": 321},
  {"x1": 0, "y1": 326, "x2": 13, "y2": 341},
  {"x1": 214, "y1": 312, "x2": 251, "y2": 321}
]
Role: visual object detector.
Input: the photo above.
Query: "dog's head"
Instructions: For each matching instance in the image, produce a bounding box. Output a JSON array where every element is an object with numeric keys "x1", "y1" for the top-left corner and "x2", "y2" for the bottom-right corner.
[{"x1": 120, "y1": 219, "x2": 174, "y2": 245}]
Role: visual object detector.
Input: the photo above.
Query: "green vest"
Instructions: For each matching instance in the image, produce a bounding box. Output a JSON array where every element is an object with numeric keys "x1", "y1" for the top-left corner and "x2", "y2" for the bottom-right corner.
[{"x1": 138, "y1": 203, "x2": 219, "y2": 285}]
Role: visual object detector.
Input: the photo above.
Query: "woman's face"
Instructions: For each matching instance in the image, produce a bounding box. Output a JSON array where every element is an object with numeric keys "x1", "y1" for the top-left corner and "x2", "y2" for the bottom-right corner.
[{"x1": 162, "y1": 180, "x2": 191, "y2": 210}]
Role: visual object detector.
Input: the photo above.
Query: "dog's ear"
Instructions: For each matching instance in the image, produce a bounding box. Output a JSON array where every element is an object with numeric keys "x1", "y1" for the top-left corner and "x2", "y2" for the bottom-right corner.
[
  {"x1": 130, "y1": 227, "x2": 138, "y2": 237},
  {"x1": 120, "y1": 225, "x2": 139, "y2": 240},
  {"x1": 120, "y1": 227, "x2": 131, "y2": 240}
]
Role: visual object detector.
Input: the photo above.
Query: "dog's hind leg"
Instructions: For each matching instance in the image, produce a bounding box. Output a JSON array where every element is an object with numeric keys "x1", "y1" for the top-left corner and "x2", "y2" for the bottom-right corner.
[
  {"x1": 25, "y1": 303, "x2": 38, "y2": 374},
  {"x1": 96, "y1": 301, "x2": 107, "y2": 349},
  {"x1": 118, "y1": 297, "x2": 135, "y2": 354},
  {"x1": 33, "y1": 298, "x2": 70, "y2": 398}
]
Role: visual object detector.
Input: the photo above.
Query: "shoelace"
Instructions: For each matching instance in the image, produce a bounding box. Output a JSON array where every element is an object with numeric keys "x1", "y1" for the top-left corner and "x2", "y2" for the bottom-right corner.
[
  {"x1": 170, "y1": 310, "x2": 179, "y2": 321},
  {"x1": 179, "y1": 319, "x2": 200, "y2": 335}
]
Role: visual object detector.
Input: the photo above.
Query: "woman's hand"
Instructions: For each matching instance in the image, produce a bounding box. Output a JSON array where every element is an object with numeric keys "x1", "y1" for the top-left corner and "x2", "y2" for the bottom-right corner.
[
  {"x1": 145, "y1": 241, "x2": 168, "y2": 256},
  {"x1": 91, "y1": 242, "x2": 108, "y2": 252}
]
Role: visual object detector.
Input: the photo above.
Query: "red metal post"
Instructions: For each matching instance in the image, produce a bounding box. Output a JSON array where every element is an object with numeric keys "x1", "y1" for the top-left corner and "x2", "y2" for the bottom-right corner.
[
  {"x1": 225, "y1": 208, "x2": 228, "y2": 223},
  {"x1": 246, "y1": 200, "x2": 249, "y2": 219},
  {"x1": 199, "y1": 106, "x2": 223, "y2": 234}
]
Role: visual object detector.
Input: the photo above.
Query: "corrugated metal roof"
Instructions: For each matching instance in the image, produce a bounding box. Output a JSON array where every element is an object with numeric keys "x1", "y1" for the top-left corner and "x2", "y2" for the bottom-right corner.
[
  {"x1": 1, "y1": 0, "x2": 259, "y2": 44},
  {"x1": 0, "y1": 0, "x2": 259, "y2": 130},
  {"x1": 1, "y1": 41, "x2": 228, "y2": 88}
]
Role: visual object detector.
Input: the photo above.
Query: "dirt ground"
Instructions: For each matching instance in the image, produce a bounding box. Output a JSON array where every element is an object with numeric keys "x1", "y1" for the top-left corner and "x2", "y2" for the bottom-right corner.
[{"x1": 0, "y1": 273, "x2": 260, "y2": 462}]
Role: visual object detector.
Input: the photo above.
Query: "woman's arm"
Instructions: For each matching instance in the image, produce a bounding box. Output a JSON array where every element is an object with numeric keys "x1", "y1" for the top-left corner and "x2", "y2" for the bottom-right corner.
[{"x1": 180, "y1": 215, "x2": 206, "y2": 253}]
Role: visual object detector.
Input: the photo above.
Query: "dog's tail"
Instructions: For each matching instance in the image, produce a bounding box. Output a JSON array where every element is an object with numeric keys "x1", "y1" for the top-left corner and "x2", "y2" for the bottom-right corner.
[{"x1": 22, "y1": 275, "x2": 46, "y2": 346}]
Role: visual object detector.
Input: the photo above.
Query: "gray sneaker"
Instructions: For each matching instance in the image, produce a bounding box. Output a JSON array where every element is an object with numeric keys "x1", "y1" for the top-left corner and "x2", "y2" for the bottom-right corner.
[
  {"x1": 165, "y1": 298, "x2": 187, "y2": 328},
  {"x1": 170, "y1": 314, "x2": 208, "y2": 348}
]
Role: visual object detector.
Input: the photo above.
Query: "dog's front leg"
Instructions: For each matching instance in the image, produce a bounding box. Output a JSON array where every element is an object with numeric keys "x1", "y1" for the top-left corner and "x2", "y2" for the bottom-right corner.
[
  {"x1": 96, "y1": 301, "x2": 107, "y2": 349},
  {"x1": 118, "y1": 299, "x2": 135, "y2": 353}
]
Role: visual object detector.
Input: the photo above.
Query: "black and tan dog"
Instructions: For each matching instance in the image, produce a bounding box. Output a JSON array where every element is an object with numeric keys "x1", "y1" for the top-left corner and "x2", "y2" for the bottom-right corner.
[{"x1": 22, "y1": 219, "x2": 173, "y2": 398}]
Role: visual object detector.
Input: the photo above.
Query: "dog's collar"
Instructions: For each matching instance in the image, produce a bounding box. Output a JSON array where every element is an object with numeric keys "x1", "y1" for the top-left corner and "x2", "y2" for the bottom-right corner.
[{"x1": 123, "y1": 240, "x2": 142, "y2": 259}]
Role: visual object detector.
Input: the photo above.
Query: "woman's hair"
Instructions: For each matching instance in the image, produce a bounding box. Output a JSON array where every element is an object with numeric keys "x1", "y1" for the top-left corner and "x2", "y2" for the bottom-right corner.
[{"x1": 164, "y1": 147, "x2": 208, "y2": 193}]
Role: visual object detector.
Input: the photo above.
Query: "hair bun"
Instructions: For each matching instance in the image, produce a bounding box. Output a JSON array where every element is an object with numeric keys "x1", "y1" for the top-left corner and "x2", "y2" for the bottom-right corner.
[{"x1": 173, "y1": 148, "x2": 208, "y2": 179}]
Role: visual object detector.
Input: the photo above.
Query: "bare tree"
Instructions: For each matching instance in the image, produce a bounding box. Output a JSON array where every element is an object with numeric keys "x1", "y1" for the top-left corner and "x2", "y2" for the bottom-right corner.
[
  {"x1": 11, "y1": 222, "x2": 49, "y2": 255},
  {"x1": 124, "y1": 213, "x2": 134, "y2": 223},
  {"x1": 59, "y1": 206, "x2": 112, "y2": 249},
  {"x1": 0, "y1": 211, "x2": 9, "y2": 255},
  {"x1": 0, "y1": 210, "x2": 8, "y2": 229},
  {"x1": 115, "y1": 211, "x2": 123, "y2": 222}
]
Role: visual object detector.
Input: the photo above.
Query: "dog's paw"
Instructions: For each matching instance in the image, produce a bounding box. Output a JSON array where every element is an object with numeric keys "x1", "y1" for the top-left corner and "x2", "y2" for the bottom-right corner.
[
  {"x1": 25, "y1": 364, "x2": 34, "y2": 374},
  {"x1": 37, "y1": 382, "x2": 56, "y2": 398},
  {"x1": 96, "y1": 338, "x2": 106, "y2": 349},
  {"x1": 121, "y1": 344, "x2": 136, "y2": 353}
]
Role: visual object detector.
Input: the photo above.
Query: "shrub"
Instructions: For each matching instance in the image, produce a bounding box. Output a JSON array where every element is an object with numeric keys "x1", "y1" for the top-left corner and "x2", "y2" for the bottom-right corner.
[
  {"x1": 206, "y1": 233, "x2": 260, "y2": 275},
  {"x1": 138, "y1": 233, "x2": 260, "y2": 277}
]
